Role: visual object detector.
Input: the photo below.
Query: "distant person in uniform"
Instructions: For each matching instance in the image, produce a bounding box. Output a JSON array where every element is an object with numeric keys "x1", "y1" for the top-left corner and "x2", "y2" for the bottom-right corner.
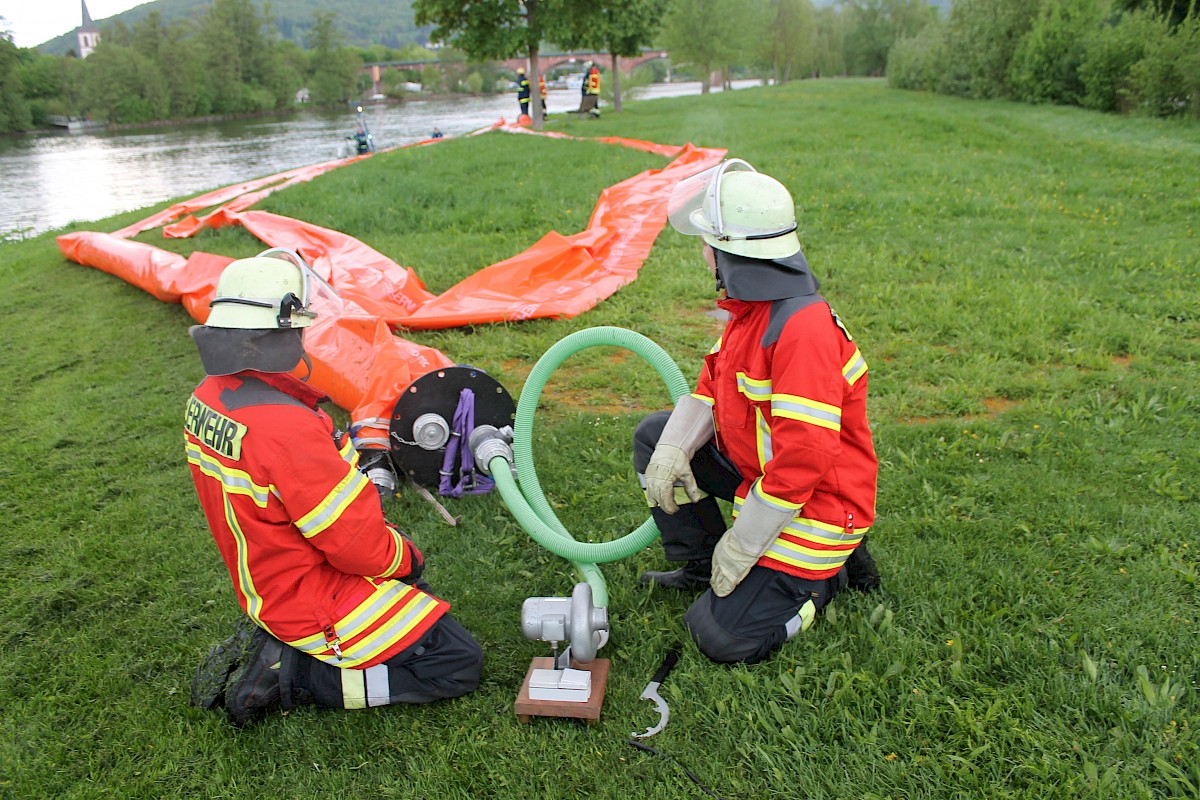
[
  {"x1": 431, "y1": 127, "x2": 444, "y2": 139},
  {"x1": 353, "y1": 125, "x2": 371, "y2": 155},
  {"x1": 516, "y1": 67, "x2": 531, "y2": 118},
  {"x1": 539, "y1": 74, "x2": 548, "y2": 117},
  {"x1": 578, "y1": 62, "x2": 601, "y2": 119}
]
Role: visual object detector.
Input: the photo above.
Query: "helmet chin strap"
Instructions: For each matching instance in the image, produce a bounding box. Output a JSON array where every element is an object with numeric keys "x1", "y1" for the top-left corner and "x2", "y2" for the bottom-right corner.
[{"x1": 297, "y1": 353, "x2": 314, "y2": 382}]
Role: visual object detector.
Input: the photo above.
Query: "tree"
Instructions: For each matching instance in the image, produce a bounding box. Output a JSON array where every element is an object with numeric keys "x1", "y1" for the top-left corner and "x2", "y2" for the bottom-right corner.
[
  {"x1": 553, "y1": 0, "x2": 668, "y2": 112},
  {"x1": 307, "y1": 11, "x2": 361, "y2": 105},
  {"x1": 1115, "y1": 0, "x2": 1197, "y2": 26},
  {"x1": 415, "y1": 0, "x2": 565, "y2": 129},
  {"x1": 941, "y1": 0, "x2": 1041, "y2": 98},
  {"x1": 761, "y1": 0, "x2": 819, "y2": 83},
  {"x1": 198, "y1": 0, "x2": 291, "y2": 113},
  {"x1": 0, "y1": 35, "x2": 32, "y2": 131},
  {"x1": 659, "y1": 0, "x2": 746, "y2": 93},
  {"x1": 841, "y1": 0, "x2": 939, "y2": 77}
]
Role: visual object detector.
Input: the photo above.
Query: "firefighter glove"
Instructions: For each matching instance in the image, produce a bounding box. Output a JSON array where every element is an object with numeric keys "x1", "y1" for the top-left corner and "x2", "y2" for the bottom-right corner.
[
  {"x1": 710, "y1": 485, "x2": 797, "y2": 597},
  {"x1": 643, "y1": 395, "x2": 715, "y2": 514},
  {"x1": 645, "y1": 444, "x2": 702, "y2": 514}
]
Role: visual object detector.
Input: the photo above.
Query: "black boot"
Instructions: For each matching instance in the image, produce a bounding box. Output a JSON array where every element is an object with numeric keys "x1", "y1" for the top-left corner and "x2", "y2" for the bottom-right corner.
[
  {"x1": 223, "y1": 625, "x2": 286, "y2": 728},
  {"x1": 845, "y1": 537, "x2": 881, "y2": 593},
  {"x1": 191, "y1": 616, "x2": 261, "y2": 711},
  {"x1": 640, "y1": 559, "x2": 711, "y2": 590}
]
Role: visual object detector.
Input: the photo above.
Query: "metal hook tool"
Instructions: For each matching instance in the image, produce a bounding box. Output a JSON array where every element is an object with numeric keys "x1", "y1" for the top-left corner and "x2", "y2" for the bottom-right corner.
[{"x1": 631, "y1": 649, "x2": 681, "y2": 739}]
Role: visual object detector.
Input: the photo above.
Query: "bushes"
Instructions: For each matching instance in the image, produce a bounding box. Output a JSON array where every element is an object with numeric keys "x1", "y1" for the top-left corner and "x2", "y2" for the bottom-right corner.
[
  {"x1": 890, "y1": 0, "x2": 1200, "y2": 121},
  {"x1": 1125, "y1": 13, "x2": 1200, "y2": 117},
  {"x1": 888, "y1": 23, "x2": 953, "y2": 94},
  {"x1": 1078, "y1": 11, "x2": 1159, "y2": 112},
  {"x1": 1009, "y1": 0, "x2": 1104, "y2": 105}
]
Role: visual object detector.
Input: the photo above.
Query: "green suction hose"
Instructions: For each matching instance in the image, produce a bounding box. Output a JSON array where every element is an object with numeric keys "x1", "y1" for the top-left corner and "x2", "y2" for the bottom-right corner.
[{"x1": 483, "y1": 327, "x2": 690, "y2": 607}]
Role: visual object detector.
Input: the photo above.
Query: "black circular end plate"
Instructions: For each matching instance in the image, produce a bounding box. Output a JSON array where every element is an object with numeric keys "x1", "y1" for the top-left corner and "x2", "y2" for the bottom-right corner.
[{"x1": 389, "y1": 366, "x2": 516, "y2": 487}]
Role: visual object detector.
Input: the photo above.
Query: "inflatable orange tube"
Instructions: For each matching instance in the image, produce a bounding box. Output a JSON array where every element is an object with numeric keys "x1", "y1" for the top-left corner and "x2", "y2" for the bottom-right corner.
[{"x1": 57, "y1": 127, "x2": 725, "y2": 451}]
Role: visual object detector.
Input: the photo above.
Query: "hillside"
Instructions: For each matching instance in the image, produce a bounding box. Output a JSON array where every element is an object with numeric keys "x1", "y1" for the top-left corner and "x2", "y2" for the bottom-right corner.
[
  {"x1": 38, "y1": 0, "x2": 955, "y2": 55},
  {"x1": 37, "y1": 0, "x2": 426, "y2": 54}
]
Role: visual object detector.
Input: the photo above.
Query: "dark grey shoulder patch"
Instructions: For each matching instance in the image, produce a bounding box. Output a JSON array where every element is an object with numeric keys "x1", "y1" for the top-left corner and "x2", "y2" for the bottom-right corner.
[
  {"x1": 220, "y1": 376, "x2": 310, "y2": 412},
  {"x1": 763, "y1": 294, "x2": 826, "y2": 348}
]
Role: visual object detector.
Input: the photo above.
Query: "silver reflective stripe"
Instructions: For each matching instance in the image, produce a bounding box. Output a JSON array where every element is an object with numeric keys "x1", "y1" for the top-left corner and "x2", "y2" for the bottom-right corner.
[
  {"x1": 783, "y1": 518, "x2": 863, "y2": 545},
  {"x1": 736, "y1": 373, "x2": 772, "y2": 399},
  {"x1": 291, "y1": 583, "x2": 411, "y2": 655},
  {"x1": 756, "y1": 410, "x2": 773, "y2": 466},
  {"x1": 185, "y1": 442, "x2": 272, "y2": 505},
  {"x1": 770, "y1": 396, "x2": 842, "y2": 430},
  {"x1": 365, "y1": 664, "x2": 391, "y2": 707},
  {"x1": 765, "y1": 542, "x2": 848, "y2": 566},
  {"x1": 295, "y1": 468, "x2": 369, "y2": 537},
  {"x1": 843, "y1": 351, "x2": 867, "y2": 385}
]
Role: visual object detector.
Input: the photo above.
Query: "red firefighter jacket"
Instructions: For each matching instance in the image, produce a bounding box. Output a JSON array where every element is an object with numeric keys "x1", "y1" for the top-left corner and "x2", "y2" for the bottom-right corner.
[
  {"x1": 693, "y1": 296, "x2": 878, "y2": 580},
  {"x1": 184, "y1": 371, "x2": 447, "y2": 669}
]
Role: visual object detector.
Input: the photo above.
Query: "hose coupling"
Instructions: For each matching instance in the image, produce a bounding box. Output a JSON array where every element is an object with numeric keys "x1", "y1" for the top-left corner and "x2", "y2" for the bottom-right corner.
[{"x1": 469, "y1": 424, "x2": 515, "y2": 477}]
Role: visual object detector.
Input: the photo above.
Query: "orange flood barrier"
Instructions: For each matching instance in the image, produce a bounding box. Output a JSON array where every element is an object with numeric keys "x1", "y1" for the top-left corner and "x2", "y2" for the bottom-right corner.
[{"x1": 57, "y1": 125, "x2": 726, "y2": 455}]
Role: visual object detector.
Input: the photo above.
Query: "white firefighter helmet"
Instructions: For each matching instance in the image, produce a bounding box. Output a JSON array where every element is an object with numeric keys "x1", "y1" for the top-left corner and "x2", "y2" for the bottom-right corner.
[
  {"x1": 191, "y1": 249, "x2": 341, "y2": 376},
  {"x1": 667, "y1": 158, "x2": 801, "y2": 260},
  {"x1": 206, "y1": 248, "x2": 337, "y2": 329}
]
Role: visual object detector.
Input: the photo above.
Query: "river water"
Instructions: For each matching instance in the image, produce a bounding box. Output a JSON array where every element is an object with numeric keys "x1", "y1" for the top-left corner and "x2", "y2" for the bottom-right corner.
[{"x1": 1, "y1": 80, "x2": 759, "y2": 241}]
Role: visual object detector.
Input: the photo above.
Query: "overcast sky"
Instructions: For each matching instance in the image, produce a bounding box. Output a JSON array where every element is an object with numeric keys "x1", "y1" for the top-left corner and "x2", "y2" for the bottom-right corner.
[{"x1": 2, "y1": 1, "x2": 147, "y2": 49}]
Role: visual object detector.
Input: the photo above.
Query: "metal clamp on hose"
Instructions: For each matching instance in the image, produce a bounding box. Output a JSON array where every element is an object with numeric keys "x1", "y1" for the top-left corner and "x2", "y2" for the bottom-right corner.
[{"x1": 469, "y1": 424, "x2": 516, "y2": 478}]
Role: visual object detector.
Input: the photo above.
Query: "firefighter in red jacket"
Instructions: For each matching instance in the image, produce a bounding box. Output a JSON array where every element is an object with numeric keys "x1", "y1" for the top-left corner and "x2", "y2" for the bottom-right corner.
[
  {"x1": 578, "y1": 62, "x2": 601, "y2": 118},
  {"x1": 186, "y1": 249, "x2": 483, "y2": 727},
  {"x1": 635, "y1": 160, "x2": 880, "y2": 664}
]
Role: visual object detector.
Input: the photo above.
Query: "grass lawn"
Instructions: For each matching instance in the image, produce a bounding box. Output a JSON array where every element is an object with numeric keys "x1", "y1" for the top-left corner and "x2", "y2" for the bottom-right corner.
[{"x1": 1, "y1": 79, "x2": 1197, "y2": 799}]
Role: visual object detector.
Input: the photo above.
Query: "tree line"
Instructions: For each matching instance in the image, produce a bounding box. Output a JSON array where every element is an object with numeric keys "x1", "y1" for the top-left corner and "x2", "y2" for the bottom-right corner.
[
  {"x1": 888, "y1": 0, "x2": 1200, "y2": 118},
  {"x1": 1, "y1": 0, "x2": 1196, "y2": 134}
]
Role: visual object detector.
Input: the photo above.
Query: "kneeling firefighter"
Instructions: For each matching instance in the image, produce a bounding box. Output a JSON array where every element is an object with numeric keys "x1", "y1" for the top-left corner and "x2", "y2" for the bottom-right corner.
[
  {"x1": 634, "y1": 160, "x2": 881, "y2": 664},
  {"x1": 186, "y1": 250, "x2": 483, "y2": 727}
]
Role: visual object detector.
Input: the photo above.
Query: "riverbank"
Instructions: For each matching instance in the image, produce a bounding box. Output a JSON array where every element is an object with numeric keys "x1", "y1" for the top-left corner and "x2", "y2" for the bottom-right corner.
[{"x1": 4, "y1": 80, "x2": 1198, "y2": 799}]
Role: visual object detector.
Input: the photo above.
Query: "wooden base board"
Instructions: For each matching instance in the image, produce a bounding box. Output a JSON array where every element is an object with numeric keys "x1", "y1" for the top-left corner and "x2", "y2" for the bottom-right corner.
[{"x1": 514, "y1": 657, "x2": 609, "y2": 723}]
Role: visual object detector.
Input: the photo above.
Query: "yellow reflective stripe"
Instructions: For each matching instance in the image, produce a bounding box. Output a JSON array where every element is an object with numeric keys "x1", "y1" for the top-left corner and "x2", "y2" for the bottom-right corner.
[
  {"x1": 736, "y1": 372, "x2": 772, "y2": 400},
  {"x1": 342, "y1": 669, "x2": 367, "y2": 709},
  {"x1": 288, "y1": 582, "x2": 442, "y2": 668},
  {"x1": 709, "y1": 336, "x2": 722, "y2": 355},
  {"x1": 223, "y1": 486, "x2": 268, "y2": 620},
  {"x1": 338, "y1": 436, "x2": 358, "y2": 467},
  {"x1": 752, "y1": 407, "x2": 773, "y2": 469},
  {"x1": 765, "y1": 538, "x2": 855, "y2": 569},
  {"x1": 295, "y1": 465, "x2": 370, "y2": 539},
  {"x1": 690, "y1": 392, "x2": 715, "y2": 407},
  {"x1": 371, "y1": 528, "x2": 407, "y2": 579},
  {"x1": 747, "y1": 479, "x2": 802, "y2": 513},
  {"x1": 290, "y1": 582, "x2": 414, "y2": 653},
  {"x1": 299, "y1": 595, "x2": 441, "y2": 669},
  {"x1": 185, "y1": 436, "x2": 271, "y2": 619},
  {"x1": 843, "y1": 349, "x2": 868, "y2": 386},
  {"x1": 771, "y1": 393, "x2": 842, "y2": 431},
  {"x1": 185, "y1": 439, "x2": 273, "y2": 507}
]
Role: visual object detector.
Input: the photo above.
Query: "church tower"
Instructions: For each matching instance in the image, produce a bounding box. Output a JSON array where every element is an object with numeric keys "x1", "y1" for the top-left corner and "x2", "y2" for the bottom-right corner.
[{"x1": 78, "y1": 0, "x2": 100, "y2": 58}]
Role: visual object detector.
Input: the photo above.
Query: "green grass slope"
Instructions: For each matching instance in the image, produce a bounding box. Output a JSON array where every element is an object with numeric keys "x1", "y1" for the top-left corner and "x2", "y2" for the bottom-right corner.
[{"x1": 0, "y1": 79, "x2": 1197, "y2": 799}]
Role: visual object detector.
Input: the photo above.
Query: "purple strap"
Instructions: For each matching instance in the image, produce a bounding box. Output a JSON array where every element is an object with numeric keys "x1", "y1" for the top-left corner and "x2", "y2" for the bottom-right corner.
[{"x1": 438, "y1": 388, "x2": 495, "y2": 498}]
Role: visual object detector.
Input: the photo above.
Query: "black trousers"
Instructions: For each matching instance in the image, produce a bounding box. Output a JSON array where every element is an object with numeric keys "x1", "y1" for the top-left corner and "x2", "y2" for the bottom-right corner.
[{"x1": 634, "y1": 410, "x2": 846, "y2": 664}]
